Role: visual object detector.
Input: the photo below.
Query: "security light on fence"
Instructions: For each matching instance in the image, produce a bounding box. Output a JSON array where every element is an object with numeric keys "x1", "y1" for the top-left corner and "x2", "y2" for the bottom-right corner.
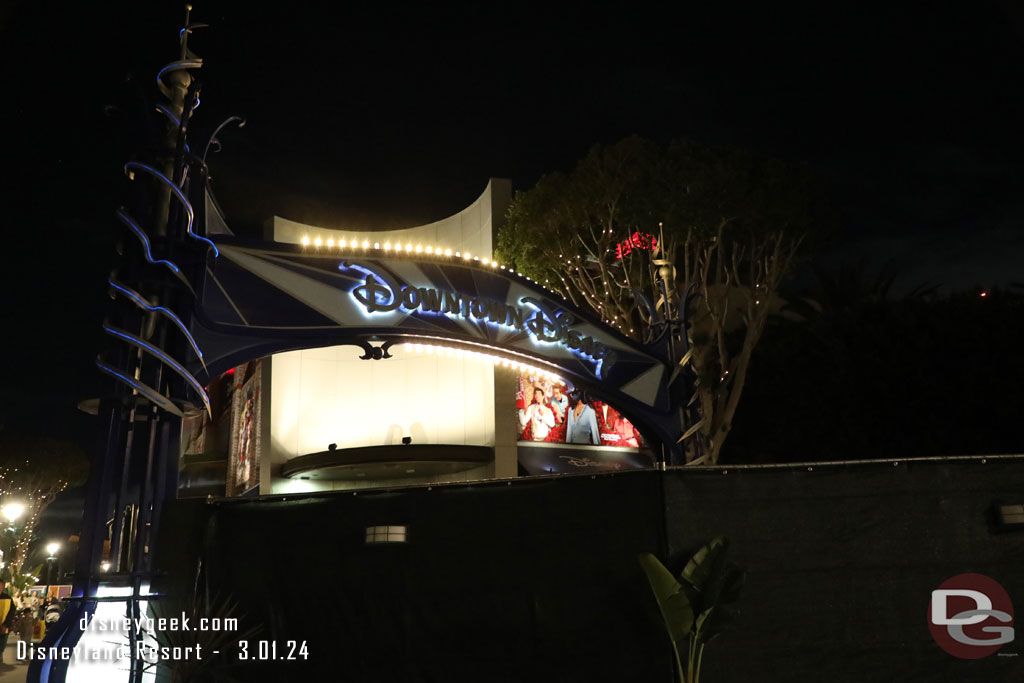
[{"x1": 366, "y1": 526, "x2": 407, "y2": 544}]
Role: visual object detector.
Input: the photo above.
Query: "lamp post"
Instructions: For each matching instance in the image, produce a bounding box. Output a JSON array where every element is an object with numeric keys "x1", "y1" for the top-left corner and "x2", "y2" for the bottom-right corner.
[
  {"x1": 44, "y1": 542, "x2": 60, "y2": 607},
  {"x1": 1, "y1": 503, "x2": 25, "y2": 528},
  {"x1": 0, "y1": 502, "x2": 25, "y2": 579}
]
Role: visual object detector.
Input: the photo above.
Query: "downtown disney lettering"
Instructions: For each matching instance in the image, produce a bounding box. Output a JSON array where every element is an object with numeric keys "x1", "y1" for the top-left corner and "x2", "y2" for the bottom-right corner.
[{"x1": 345, "y1": 263, "x2": 617, "y2": 377}]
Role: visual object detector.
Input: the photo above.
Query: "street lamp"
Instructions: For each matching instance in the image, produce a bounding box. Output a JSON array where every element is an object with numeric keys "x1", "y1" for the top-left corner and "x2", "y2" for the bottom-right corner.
[
  {"x1": 1, "y1": 503, "x2": 24, "y2": 527},
  {"x1": 44, "y1": 543, "x2": 60, "y2": 607},
  {"x1": 0, "y1": 502, "x2": 25, "y2": 578}
]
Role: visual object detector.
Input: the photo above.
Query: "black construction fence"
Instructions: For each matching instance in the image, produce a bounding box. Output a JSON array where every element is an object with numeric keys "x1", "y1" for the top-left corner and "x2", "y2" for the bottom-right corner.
[{"x1": 153, "y1": 456, "x2": 1024, "y2": 683}]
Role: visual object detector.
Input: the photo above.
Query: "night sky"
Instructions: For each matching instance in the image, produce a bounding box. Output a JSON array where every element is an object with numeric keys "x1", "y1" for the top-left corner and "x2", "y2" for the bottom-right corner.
[{"x1": 2, "y1": 2, "x2": 1023, "y2": 535}]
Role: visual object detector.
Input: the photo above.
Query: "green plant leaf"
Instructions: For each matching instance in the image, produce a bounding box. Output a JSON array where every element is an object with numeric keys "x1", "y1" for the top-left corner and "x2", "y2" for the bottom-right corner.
[
  {"x1": 680, "y1": 536, "x2": 729, "y2": 592},
  {"x1": 700, "y1": 605, "x2": 739, "y2": 643},
  {"x1": 639, "y1": 553, "x2": 694, "y2": 644},
  {"x1": 695, "y1": 606, "x2": 715, "y2": 635}
]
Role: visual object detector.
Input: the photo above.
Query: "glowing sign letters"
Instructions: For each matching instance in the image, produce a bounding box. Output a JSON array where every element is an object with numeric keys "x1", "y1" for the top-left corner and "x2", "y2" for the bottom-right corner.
[
  {"x1": 345, "y1": 262, "x2": 617, "y2": 377},
  {"x1": 615, "y1": 232, "x2": 658, "y2": 259}
]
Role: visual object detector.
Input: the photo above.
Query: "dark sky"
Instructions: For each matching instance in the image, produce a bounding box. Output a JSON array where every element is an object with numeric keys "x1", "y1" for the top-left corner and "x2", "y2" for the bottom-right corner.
[
  {"x1": 7, "y1": 3, "x2": 1024, "y2": 234},
  {"x1": 2, "y1": 1, "x2": 1024, "y2": 535}
]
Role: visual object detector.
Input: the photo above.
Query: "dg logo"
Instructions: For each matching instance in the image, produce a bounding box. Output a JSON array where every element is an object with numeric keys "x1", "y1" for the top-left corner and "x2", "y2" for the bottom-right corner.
[{"x1": 929, "y1": 573, "x2": 1015, "y2": 659}]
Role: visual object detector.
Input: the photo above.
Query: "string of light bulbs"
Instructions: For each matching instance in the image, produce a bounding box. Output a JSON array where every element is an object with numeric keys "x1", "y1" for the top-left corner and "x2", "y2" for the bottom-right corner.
[
  {"x1": 298, "y1": 235, "x2": 564, "y2": 298},
  {"x1": 402, "y1": 342, "x2": 564, "y2": 383}
]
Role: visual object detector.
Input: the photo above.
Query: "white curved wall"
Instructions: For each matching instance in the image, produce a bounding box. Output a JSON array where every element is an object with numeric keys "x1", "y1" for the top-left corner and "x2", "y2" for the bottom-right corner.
[
  {"x1": 271, "y1": 178, "x2": 510, "y2": 259},
  {"x1": 269, "y1": 344, "x2": 497, "y2": 493},
  {"x1": 265, "y1": 178, "x2": 515, "y2": 494}
]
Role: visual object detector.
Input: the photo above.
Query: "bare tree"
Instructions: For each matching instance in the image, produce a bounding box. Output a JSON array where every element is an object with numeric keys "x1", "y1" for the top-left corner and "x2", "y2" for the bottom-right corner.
[
  {"x1": 0, "y1": 434, "x2": 89, "y2": 571},
  {"x1": 498, "y1": 137, "x2": 814, "y2": 464},
  {"x1": 678, "y1": 221, "x2": 803, "y2": 463}
]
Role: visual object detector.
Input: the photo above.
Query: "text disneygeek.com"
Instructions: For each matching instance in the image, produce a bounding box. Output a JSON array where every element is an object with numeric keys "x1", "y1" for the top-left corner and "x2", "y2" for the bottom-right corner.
[{"x1": 19, "y1": 613, "x2": 310, "y2": 663}]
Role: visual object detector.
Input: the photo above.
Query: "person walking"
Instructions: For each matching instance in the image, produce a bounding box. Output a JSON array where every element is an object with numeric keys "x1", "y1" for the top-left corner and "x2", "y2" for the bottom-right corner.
[
  {"x1": 0, "y1": 582, "x2": 18, "y2": 664},
  {"x1": 15, "y1": 609, "x2": 33, "y2": 663}
]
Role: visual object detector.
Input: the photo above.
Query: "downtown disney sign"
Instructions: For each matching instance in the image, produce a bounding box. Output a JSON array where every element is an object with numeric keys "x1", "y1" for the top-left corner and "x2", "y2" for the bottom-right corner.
[{"x1": 343, "y1": 261, "x2": 618, "y2": 378}]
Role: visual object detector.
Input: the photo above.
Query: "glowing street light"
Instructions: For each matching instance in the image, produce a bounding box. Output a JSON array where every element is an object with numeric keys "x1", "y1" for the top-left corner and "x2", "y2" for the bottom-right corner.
[
  {"x1": 44, "y1": 543, "x2": 61, "y2": 606},
  {"x1": 1, "y1": 503, "x2": 25, "y2": 524}
]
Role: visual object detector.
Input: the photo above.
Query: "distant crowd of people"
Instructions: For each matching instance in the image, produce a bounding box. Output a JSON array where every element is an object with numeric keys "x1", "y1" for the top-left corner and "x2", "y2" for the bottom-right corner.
[{"x1": 0, "y1": 580, "x2": 63, "y2": 665}]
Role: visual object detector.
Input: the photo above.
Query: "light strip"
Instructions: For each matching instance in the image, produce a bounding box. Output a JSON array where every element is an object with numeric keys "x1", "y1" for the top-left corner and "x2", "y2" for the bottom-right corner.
[
  {"x1": 103, "y1": 325, "x2": 211, "y2": 414},
  {"x1": 403, "y1": 341, "x2": 565, "y2": 383},
  {"x1": 115, "y1": 209, "x2": 181, "y2": 274},
  {"x1": 95, "y1": 359, "x2": 184, "y2": 418},
  {"x1": 124, "y1": 162, "x2": 219, "y2": 257},
  {"x1": 154, "y1": 103, "x2": 180, "y2": 127},
  {"x1": 298, "y1": 235, "x2": 562, "y2": 296},
  {"x1": 156, "y1": 58, "x2": 203, "y2": 98},
  {"x1": 153, "y1": 105, "x2": 192, "y2": 158},
  {"x1": 107, "y1": 278, "x2": 206, "y2": 368}
]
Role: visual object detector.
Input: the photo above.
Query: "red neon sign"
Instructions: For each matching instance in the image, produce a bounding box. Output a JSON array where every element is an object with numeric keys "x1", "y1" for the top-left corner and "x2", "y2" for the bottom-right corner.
[{"x1": 615, "y1": 231, "x2": 658, "y2": 259}]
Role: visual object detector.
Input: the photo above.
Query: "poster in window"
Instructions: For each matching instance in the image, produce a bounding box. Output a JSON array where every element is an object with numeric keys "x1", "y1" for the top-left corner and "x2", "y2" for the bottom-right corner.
[
  {"x1": 227, "y1": 362, "x2": 261, "y2": 496},
  {"x1": 180, "y1": 411, "x2": 208, "y2": 457},
  {"x1": 515, "y1": 369, "x2": 642, "y2": 447}
]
